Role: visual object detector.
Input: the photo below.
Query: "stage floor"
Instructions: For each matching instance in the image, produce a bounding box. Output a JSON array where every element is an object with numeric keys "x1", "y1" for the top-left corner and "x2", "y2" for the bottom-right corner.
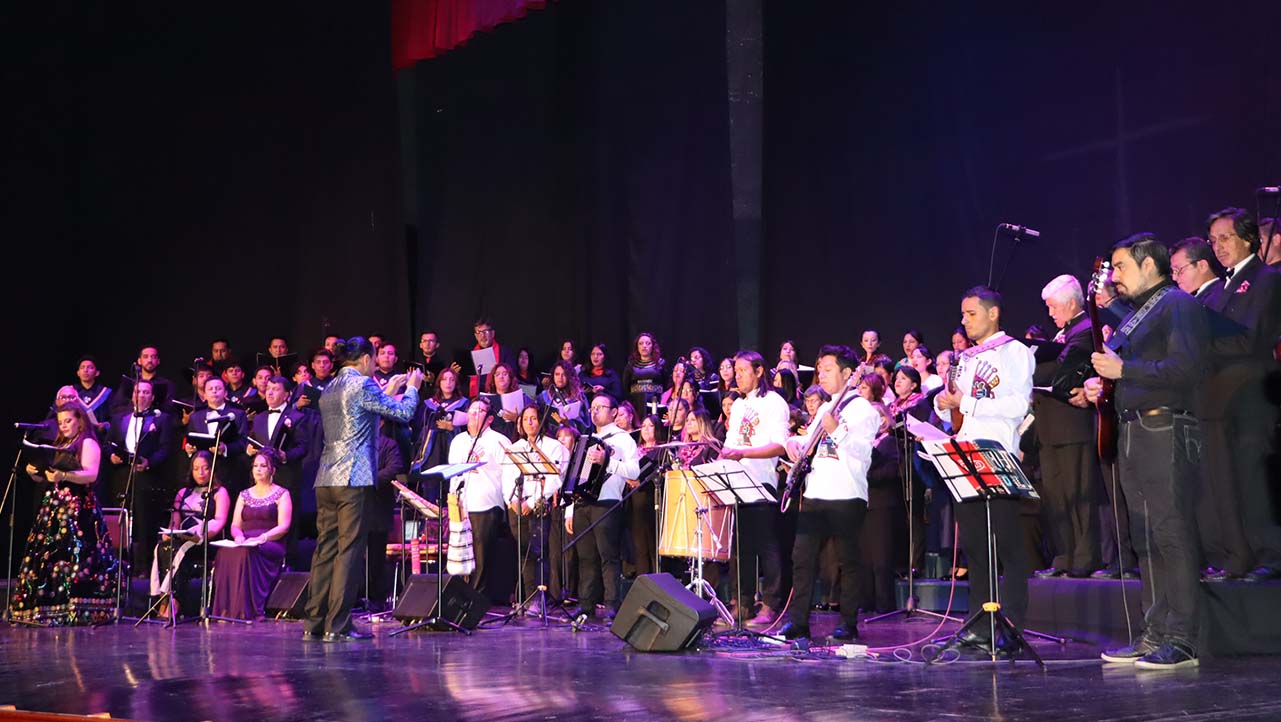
[{"x1": 3, "y1": 607, "x2": 1281, "y2": 722}]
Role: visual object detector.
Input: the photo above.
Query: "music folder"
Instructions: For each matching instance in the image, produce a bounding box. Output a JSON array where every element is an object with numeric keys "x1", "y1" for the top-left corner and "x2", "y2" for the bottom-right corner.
[{"x1": 185, "y1": 432, "x2": 219, "y2": 450}]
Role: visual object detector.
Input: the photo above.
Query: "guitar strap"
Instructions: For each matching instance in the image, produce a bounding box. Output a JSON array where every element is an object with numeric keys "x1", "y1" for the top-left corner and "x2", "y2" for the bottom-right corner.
[{"x1": 1107, "y1": 285, "x2": 1174, "y2": 353}]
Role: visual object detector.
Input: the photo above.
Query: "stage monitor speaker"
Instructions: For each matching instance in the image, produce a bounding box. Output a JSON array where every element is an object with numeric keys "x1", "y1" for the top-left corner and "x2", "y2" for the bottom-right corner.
[
  {"x1": 611, "y1": 573, "x2": 716, "y2": 652},
  {"x1": 392, "y1": 574, "x2": 488, "y2": 630},
  {"x1": 265, "y1": 571, "x2": 310, "y2": 619}
]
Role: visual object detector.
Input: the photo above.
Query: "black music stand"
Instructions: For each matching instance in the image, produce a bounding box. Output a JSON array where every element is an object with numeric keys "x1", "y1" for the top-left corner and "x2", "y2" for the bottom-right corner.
[
  {"x1": 390, "y1": 461, "x2": 482, "y2": 637},
  {"x1": 866, "y1": 416, "x2": 963, "y2": 626},
  {"x1": 920, "y1": 438, "x2": 1044, "y2": 667},
  {"x1": 692, "y1": 460, "x2": 784, "y2": 642},
  {"x1": 484, "y1": 447, "x2": 573, "y2": 628}
]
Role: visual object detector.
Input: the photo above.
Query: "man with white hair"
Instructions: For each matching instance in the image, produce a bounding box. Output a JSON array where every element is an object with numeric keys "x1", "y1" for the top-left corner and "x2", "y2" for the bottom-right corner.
[{"x1": 1031, "y1": 274, "x2": 1103, "y2": 578}]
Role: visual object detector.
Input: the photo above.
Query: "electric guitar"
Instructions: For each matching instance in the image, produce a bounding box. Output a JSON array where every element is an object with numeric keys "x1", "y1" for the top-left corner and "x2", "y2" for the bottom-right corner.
[{"x1": 779, "y1": 376, "x2": 857, "y2": 513}]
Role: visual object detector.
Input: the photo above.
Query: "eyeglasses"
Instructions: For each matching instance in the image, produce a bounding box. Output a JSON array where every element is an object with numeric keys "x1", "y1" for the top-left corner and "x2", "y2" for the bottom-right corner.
[
  {"x1": 1171, "y1": 263, "x2": 1190, "y2": 278},
  {"x1": 473, "y1": 328, "x2": 494, "y2": 336},
  {"x1": 1207, "y1": 233, "x2": 1240, "y2": 247}
]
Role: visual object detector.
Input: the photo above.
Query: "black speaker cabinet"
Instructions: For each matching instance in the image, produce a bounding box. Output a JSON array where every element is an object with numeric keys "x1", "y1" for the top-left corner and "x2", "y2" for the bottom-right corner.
[
  {"x1": 393, "y1": 574, "x2": 488, "y2": 630},
  {"x1": 611, "y1": 573, "x2": 717, "y2": 652},
  {"x1": 265, "y1": 571, "x2": 310, "y2": 619}
]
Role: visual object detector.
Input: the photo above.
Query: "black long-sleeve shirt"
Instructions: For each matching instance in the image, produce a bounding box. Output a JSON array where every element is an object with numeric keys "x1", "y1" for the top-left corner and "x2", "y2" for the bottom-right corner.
[{"x1": 1111, "y1": 281, "x2": 1208, "y2": 413}]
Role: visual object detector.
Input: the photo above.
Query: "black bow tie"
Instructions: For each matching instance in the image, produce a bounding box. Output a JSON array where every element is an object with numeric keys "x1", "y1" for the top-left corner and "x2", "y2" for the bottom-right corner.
[
  {"x1": 133, "y1": 411, "x2": 152, "y2": 418},
  {"x1": 268, "y1": 409, "x2": 285, "y2": 415},
  {"x1": 1225, "y1": 268, "x2": 1236, "y2": 281}
]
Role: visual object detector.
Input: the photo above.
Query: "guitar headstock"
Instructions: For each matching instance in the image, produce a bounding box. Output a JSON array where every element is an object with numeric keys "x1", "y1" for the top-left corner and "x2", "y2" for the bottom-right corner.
[{"x1": 1088, "y1": 257, "x2": 1112, "y2": 295}]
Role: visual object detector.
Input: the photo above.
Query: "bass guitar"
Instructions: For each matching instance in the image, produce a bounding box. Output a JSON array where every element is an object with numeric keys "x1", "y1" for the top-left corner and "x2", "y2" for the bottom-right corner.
[{"x1": 1086, "y1": 257, "x2": 1118, "y2": 462}]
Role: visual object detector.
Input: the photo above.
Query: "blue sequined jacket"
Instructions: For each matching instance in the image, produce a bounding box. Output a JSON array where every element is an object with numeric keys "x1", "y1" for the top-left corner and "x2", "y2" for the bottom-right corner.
[{"x1": 315, "y1": 367, "x2": 418, "y2": 488}]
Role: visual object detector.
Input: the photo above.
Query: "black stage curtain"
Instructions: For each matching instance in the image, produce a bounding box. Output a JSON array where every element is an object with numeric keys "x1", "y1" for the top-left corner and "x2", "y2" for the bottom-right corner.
[
  {"x1": 3, "y1": 2, "x2": 405, "y2": 566},
  {"x1": 406, "y1": 1, "x2": 738, "y2": 372},
  {"x1": 762, "y1": 2, "x2": 1281, "y2": 357}
]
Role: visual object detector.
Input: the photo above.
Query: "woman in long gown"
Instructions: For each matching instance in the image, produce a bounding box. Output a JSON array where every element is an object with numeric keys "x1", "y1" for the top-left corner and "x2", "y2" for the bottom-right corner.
[
  {"x1": 10, "y1": 404, "x2": 119, "y2": 626},
  {"x1": 211, "y1": 453, "x2": 292, "y2": 620}
]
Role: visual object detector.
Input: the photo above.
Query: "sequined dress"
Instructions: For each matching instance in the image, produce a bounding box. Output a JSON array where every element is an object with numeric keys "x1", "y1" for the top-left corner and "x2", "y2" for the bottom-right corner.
[{"x1": 9, "y1": 436, "x2": 120, "y2": 625}]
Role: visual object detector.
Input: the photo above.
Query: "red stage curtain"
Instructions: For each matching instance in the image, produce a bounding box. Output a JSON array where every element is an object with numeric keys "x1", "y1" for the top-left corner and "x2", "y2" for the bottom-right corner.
[{"x1": 392, "y1": 0, "x2": 548, "y2": 69}]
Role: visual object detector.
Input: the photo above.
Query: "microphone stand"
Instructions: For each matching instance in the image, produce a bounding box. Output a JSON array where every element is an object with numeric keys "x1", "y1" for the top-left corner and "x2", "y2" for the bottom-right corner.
[
  {"x1": 114, "y1": 410, "x2": 153, "y2": 623},
  {"x1": 866, "y1": 412, "x2": 962, "y2": 625},
  {"x1": 987, "y1": 225, "x2": 1029, "y2": 292},
  {"x1": 1, "y1": 444, "x2": 23, "y2": 624},
  {"x1": 187, "y1": 414, "x2": 249, "y2": 626}
]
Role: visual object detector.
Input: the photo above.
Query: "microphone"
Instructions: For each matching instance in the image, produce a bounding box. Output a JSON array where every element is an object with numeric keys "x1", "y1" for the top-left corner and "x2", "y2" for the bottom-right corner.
[
  {"x1": 206, "y1": 412, "x2": 236, "y2": 424},
  {"x1": 1257, "y1": 186, "x2": 1281, "y2": 197},
  {"x1": 14, "y1": 422, "x2": 48, "y2": 430},
  {"x1": 999, "y1": 222, "x2": 1042, "y2": 239}
]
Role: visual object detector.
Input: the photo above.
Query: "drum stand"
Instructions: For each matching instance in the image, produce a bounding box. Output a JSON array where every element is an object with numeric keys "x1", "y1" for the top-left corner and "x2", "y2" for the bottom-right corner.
[{"x1": 678, "y1": 471, "x2": 734, "y2": 626}]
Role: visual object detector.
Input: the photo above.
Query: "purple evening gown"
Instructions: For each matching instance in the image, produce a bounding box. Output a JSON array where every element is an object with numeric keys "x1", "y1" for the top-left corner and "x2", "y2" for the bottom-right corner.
[{"x1": 212, "y1": 486, "x2": 288, "y2": 620}]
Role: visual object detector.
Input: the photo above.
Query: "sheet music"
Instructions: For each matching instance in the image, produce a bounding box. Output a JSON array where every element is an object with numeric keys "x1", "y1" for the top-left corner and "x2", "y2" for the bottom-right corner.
[
  {"x1": 471, "y1": 348, "x2": 497, "y2": 376},
  {"x1": 905, "y1": 415, "x2": 949, "y2": 442},
  {"x1": 500, "y1": 390, "x2": 527, "y2": 414}
]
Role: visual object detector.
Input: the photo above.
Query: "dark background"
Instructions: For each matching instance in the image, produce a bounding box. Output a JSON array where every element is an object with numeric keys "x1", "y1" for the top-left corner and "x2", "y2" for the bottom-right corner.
[{"x1": 4, "y1": 1, "x2": 1279, "y2": 561}]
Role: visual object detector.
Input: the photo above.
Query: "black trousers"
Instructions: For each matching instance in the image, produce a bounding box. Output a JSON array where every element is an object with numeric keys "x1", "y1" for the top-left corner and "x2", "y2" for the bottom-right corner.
[
  {"x1": 860, "y1": 487, "x2": 901, "y2": 613},
  {"x1": 573, "y1": 502, "x2": 624, "y2": 609},
  {"x1": 364, "y1": 529, "x2": 390, "y2": 605},
  {"x1": 790, "y1": 499, "x2": 867, "y2": 628},
  {"x1": 467, "y1": 507, "x2": 508, "y2": 601},
  {"x1": 1039, "y1": 442, "x2": 1102, "y2": 573},
  {"x1": 1118, "y1": 412, "x2": 1201, "y2": 646},
  {"x1": 508, "y1": 508, "x2": 553, "y2": 603},
  {"x1": 954, "y1": 497, "x2": 1029, "y2": 633},
  {"x1": 548, "y1": 506, "x2": 572, "y2": 601},
  {"x1": 305, "y1": 486, "x2": 368, "y2": 636},
  {"x1": 107, "y1": 467, "x2": 166, "y2": 575},
  {"x1": 626, "y1": 486, "x2": 657, "y2": 577},
  {"x1": 734, "y1": 501, "x2": 783, "y2": 611}
]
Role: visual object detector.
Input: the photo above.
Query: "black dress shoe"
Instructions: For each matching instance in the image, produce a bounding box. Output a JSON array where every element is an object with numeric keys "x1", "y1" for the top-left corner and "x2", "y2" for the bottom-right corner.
[
  {"x1": 324, "y1": 629, "x2": 374, "y2": 642},
  {"x1": 829, "y1": 624, "x2": 858, "y2": 642},
  {"x1": 779, "y1": 621, "x2": 810, "y2": 640},
  {"x1": 1091, "y1": 568, "x2": 1121, "y2": 580},
  {"x1": 1033, "y1": 567, "x2": 1069, "y2": 579},
  {"x1": 302, "y1": 631, "x2": 324, "y2": 642}
]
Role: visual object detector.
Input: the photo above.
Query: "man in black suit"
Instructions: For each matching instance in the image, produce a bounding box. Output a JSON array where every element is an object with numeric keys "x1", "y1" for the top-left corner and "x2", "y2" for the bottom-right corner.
[
  {"x1": 247, "y1": 376, "x2": 309, "y2": 493},
  {"x1": 184, "y1": 377, "x2": 250, "y2": 489},
  {"x1": 1198, "y1": 208, "x2": 1281, "y2": 581},
  {"x1": 111, "y1": 346, "x2": 175, "y2": 416},
  {"x1": 105, "y1": 379, "x2": 175, "y2": 575},
  {"x1": 1169, "y1": 236, "x2": 1253, "y2": 581},
  {"x1": 1032, "y1": 275, "x2": 1102, "y2": 578}
]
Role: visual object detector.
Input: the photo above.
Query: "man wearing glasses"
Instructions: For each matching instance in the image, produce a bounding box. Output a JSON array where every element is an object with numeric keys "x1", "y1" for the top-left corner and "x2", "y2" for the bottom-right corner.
[
  {"x1": 1169, "y1": 237, "x2": 1222, "y2": 301},
  {"x1": 466, "y1": 317, "x2": 516, "y2": 397},
  {"x1": 1197, "y1": 208, "x2": 1281, "y2": 582}
]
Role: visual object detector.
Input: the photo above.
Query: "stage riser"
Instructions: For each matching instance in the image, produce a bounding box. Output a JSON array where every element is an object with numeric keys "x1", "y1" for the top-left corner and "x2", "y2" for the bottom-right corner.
[{"x1": 901, "y1": 578, "x2": 1281, "y2": 656}]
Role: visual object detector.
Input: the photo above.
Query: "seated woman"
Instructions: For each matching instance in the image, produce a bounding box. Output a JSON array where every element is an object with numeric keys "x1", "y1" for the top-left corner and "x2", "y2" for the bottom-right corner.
[
  {"x1": 211, "y1": 453, "x2": 292, "y2": 621},
  {"x1": 10, "y1": 403, "x2": 119, "y2": 626},
  {"x1": 151, "y1": 450, "x2": 231, "y2": 620}
]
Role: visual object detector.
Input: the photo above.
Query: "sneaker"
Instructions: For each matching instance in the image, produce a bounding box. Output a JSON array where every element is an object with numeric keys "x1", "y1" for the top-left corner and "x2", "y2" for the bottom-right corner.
[
  {"x1": 1133, "y1": 640, "x2": 1199, "y2": 671},
  {"x1": 1101, "y1": 633, "x2": 1160, "y2": 664}
]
